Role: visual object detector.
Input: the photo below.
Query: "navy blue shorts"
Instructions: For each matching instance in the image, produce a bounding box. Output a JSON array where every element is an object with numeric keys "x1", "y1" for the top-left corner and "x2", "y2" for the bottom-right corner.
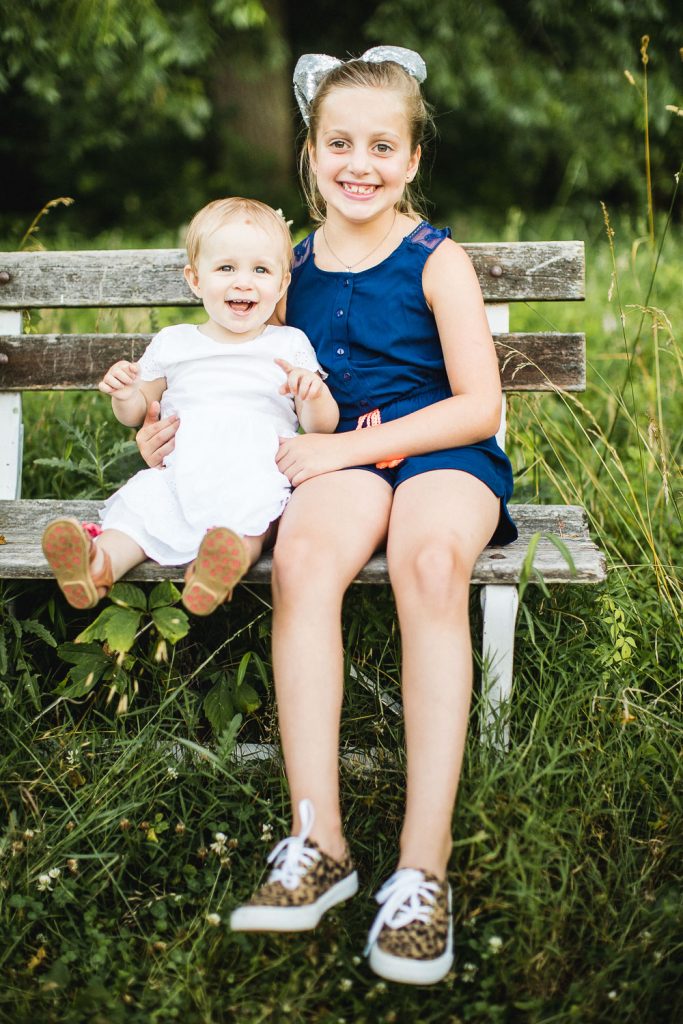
[{"x1": 338, "y1": 384, "x2": 518, "y2": 547}]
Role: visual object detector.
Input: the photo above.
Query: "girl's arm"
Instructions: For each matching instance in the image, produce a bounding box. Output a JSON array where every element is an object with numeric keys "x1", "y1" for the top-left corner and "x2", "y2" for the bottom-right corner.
[
  {"x1": 98, "y1": 360, "x2": 166, "y2": 427},
  {"x1": 276, "y1": 242, "x2": 502, "y2": 483}
]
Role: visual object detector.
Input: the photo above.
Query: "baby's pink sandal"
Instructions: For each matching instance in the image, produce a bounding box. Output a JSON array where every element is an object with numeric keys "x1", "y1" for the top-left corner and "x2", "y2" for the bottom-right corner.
[
  {"x1": 182, "y1": 527, "x2": 249, "y2": 616},
  {"x1": 42, "y1": 518, "x2": 113, "y2": 609}
]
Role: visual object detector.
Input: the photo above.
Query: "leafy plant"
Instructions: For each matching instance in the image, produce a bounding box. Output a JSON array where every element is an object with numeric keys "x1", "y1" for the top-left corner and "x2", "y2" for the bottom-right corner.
[{"x1": 55, "y1": 581, "x2": 189, "y2": 712}]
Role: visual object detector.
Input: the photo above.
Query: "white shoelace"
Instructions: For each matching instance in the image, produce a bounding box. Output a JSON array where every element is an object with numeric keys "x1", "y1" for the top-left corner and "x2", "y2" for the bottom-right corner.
[
  {"x1": 364, "y1": 868, "x2": 439, "y2": 956},
  {"x1": 266, "y1": 798, "x2": 320, "y2": 891}
]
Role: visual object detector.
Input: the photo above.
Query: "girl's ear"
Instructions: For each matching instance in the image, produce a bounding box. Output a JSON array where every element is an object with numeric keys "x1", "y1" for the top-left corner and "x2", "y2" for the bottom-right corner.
[
  {"x1": 406, "y1": 144, "x2": 422, "y2": 184},
  {"x1": 307, "y1": 139, "x2": 317, "y2": 174},
  {"x1": 278, "y1": 271, "x2": 292, "y2": 301},
  {"x1": 183, "y1": 264, "x2": 202, "y2": 297}
]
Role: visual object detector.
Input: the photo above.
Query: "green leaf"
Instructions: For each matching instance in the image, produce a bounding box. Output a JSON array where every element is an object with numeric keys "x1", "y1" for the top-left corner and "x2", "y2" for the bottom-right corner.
[
  {"x1": 234, "y1": 681, "x2": 261, "y2": 714},
  {"x1": 203, "y1": 676, "x2": 235, "y2": 734},
  {"x1": 152, "y1": 606, "x2": 189, "y2": 644},
  {"x1": 235, "y1": 651, "x2": 253, "y2": 689},
  {"x1": 57, "y1": 641, "x2": 109, "y2": 665},
  {"x1": 76, "y1": 606, "x2": 141, "y2": 653},
  {"x1": 545, "y1": 533, "x2": 578, "y2": 577},
  {"x1": 109, "y1": 582, "x2": 147, "y2": 610},
  {"x1": 0, "y1": 631, "x2": 7, "y2": 675},
  {"x1": 58, "y1": 656, "x2": 110, "y2": 697},
  {"x1": 149, "y1": 580, "x2": 182, "y2": 610},
  {"x1": 21, "y1": 619, "x2": 57, "y2": 648}
]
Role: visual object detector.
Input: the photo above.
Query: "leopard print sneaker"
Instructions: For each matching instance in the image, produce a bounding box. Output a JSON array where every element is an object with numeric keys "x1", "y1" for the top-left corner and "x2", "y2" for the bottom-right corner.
[
  {"x1": 365, "y1": 868, "x2": 453, "y2": 985},
  {"x1": 230, "y1": 799, "x2": 358, "y2": 932}
]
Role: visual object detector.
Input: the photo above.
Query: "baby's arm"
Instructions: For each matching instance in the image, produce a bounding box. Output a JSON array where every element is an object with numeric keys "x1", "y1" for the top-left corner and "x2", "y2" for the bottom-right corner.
[
  {"x1": 98, "y1": 360, "x2": 166, "y2": 427},
  {"x1": 274, "y1": 358, "x2": 339, "y2": 434}
]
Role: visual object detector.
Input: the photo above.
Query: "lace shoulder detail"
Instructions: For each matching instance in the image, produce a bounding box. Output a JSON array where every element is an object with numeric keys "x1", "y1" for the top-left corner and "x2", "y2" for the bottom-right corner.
[
  {"x1": 292, "y1": 234, "x2": 314, "y2": 271},
  {"x1": 408, "y1": 223, "x2": 452, "y2": 253}
]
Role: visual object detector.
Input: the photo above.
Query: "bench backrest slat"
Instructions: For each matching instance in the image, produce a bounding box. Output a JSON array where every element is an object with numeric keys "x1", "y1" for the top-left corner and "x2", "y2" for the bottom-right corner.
[
  {"x1": 0, "y1": 331, "x2": 586, "y2": 392},
  {"x1": 0, "y1": 242, "x2": 585, "y2": 307}
]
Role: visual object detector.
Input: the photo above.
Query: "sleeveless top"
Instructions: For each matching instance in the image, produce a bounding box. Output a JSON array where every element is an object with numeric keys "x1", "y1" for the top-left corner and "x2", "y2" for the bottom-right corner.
[{"x1": 286, "y1": 221, "x2": 452, "y2": 422}]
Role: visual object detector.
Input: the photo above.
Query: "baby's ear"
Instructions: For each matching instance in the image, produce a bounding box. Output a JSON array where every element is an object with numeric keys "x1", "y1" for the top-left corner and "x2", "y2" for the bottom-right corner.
[
  {"x1": 183, "y1": 264, "x2": 201, "y2": 297},
  {"x1": 278, "y1": 271, "x2": 291, "y2": 300}
]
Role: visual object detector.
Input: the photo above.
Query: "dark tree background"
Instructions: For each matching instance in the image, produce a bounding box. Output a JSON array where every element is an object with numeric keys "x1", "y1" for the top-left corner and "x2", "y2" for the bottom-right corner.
[{"x1": 0, "y1": 0, "x2": 681, "y2": 239}]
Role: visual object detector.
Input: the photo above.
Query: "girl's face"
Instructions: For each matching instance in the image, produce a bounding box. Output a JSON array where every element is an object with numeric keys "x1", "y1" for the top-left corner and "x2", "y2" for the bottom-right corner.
[
  {"x1": 184, "y1": 219, "x2": 290, "y2": 342},
  {"x1": 310, "y1": 86, "x2": 421, "y2": 225}
]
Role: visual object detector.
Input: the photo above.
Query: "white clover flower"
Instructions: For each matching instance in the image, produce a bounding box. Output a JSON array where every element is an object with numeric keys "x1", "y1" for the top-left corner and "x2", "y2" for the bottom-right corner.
[
  {"x1": 166, "y1": 766, "x2": 179, "y2": 780},
  {"x1": 210, "y1": 833, "x2": 227, "y2": 856},
  {"x1": 462, "y1": 961, "x2": 478, "y2": 982},
  {"x1": 608, "y1": 990, "x2": 618, "y2": 1000},
  {"x1": 351, "y1": 955, "x2": 361, "y2": 966},
  {"x1": 36, "y1": 874, "x2": 52, "y2": 892},
  {"x1": 48, "y1": 867, "x2": 61, "y2": 880},
  {"x1": 261, "y1": 823, "x2": 274, "y2": 842},
  {"x1": 488, "y1": 934, "x2": 503, "y2": 953},
  {"x1": 205, "y1": 912, "x2": 221, "y2": 927},
  {"x1": 339, "y1": 978, "x2": 353, "y2": 991}
]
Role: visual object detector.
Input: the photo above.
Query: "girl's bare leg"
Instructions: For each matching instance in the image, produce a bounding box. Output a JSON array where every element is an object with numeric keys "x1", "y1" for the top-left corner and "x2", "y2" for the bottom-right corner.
[
  {"x1": 272, "y1": 470, "x2": 393, "y2": 860},
  {"x1": 386, "y1": 470, "x2": 500, "y2": 879}
]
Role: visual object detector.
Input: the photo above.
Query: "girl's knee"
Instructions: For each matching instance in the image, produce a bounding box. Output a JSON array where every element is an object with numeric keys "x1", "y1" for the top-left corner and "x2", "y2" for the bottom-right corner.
[
  {"x1": 390, "y1": 537, "x2": 472, "y2": 608},
  {"x1": 272, "y1": 531, "x2": 341, "y2": 600}
]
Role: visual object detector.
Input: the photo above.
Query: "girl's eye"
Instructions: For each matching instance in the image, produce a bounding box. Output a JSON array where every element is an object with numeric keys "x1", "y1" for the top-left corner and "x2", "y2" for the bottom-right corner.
[
  {"x1": 255, "y1": 266, "x2": 269, "y2": 274},
  {"x1": 218, "y1": 265, "x2": 234, "y2": 272},
  {"x1": 375, "y1": 143, "x2": 392, "y2": 154},
  {"x1": 330, "y1": 140, "x2": 348, "y2": 150}
]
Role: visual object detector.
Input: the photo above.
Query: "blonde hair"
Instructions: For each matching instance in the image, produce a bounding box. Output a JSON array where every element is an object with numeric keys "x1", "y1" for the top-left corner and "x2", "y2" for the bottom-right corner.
[
  {"x1": 299, "y1": 59, "x2": 435, "y2": 224},
  {"x1": 185, "y1": 197, "x2": 293, "y2": 272}
]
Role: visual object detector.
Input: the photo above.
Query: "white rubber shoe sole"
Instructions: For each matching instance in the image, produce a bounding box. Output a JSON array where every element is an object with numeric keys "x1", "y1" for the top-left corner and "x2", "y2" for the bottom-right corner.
[
  {"x1": 229, "y1": 870, "x2": 359, "y2": 932},
  {"x1": 367, "y1": 886, "x2": 454, "y2": 985}
]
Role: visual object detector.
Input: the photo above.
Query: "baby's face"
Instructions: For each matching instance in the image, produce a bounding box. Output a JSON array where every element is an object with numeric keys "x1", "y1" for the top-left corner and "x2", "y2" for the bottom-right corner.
[{"x1": 186, "y1": 218, "x2": 289, "y2": 341}]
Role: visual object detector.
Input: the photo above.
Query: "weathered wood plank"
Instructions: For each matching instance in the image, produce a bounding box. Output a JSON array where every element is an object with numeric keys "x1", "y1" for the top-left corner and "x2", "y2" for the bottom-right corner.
[
  {"x1": 0, "y1": 242, "x2": 584, "y2": 307},
  {"x1": 0, "y1": 500, "x2": 606, "y2": 584},
  {"x1": 0, "y1": 332, "x2": 586, "y2": 392}
]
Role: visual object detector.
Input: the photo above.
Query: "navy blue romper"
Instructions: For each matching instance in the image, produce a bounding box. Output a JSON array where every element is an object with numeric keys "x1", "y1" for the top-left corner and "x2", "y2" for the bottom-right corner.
[{"x1": 286, "y1": 221, "x2": 517, "y2": 546}]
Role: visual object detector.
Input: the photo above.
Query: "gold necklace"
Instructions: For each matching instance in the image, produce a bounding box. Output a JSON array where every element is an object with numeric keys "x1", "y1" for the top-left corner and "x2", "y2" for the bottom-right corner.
[{"x1": 321, "y1": 211, "x2": 397, "y2": 272}]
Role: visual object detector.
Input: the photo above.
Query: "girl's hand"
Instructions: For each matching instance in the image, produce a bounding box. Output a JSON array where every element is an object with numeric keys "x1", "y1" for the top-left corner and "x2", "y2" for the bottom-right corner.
[
  {"x1": 276, "y1": 432, "x2": 347, "y2": 486},
  {"x1": 274, "y1": 358, "x2": 325, "y2": 401},
  {"x1": 136, "y1": 401, "x2": 179, "y2": 468},
  {"x1": 98, "y1": 360, "x2": 141, "y2": 400}
]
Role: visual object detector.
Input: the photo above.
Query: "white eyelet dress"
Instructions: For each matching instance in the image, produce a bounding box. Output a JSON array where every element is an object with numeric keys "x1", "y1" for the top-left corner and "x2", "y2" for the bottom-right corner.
[{"x1": 99, "y1": 323, "x2": 324, "y2": 565}]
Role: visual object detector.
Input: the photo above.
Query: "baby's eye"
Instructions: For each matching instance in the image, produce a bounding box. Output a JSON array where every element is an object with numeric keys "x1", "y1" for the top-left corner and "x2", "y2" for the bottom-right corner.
[
  {"x1": 218, "y1": 264, "x2": 234, "y2": 272},
  {"x1": 254, "y1": 266, "x2": 270, "y2": 274}
]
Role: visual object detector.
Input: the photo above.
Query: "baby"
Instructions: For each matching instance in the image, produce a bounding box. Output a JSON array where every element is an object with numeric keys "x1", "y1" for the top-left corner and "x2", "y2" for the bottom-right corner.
[{"x1": 42, "y1": 197, "x2": 339, "y2": 614}]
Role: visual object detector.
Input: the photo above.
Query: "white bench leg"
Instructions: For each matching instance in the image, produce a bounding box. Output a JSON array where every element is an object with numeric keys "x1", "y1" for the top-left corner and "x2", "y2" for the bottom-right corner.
[
  {"x1": 480, "y1": 584, "x2": 519, "y2": 749},
  {"x1": 0, "y1": 311, "x2": 23, "y2": 500}
]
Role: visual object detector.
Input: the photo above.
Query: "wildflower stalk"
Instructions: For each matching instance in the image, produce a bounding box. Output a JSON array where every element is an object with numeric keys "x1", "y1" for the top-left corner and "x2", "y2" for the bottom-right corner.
[{"x1": 640, "y1": 36, "x2": 655, "y2": 259}]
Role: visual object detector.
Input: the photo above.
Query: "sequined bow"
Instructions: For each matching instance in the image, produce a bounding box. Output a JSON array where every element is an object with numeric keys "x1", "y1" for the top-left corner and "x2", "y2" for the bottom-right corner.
[{"x1": 293, "y1": 46, "x2": 427, "y2": 125}]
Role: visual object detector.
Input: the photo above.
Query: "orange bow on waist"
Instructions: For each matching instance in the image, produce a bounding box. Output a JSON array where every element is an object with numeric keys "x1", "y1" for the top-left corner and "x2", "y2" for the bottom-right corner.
[{"x1": 356, "y1": 409, "x2": 406, "y2": 469}]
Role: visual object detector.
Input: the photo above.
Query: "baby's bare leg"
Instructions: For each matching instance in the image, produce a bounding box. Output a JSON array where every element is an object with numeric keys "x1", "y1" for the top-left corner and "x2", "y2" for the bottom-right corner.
[{"x1": 92, "y1": 529, "x2": 146, "y2": 581}]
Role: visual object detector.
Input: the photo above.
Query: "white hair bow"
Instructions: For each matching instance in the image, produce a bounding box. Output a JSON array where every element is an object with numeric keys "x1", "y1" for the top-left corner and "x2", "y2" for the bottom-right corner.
[{"x1": 293, "y1": 46, "x2": 427, "y2": 125}]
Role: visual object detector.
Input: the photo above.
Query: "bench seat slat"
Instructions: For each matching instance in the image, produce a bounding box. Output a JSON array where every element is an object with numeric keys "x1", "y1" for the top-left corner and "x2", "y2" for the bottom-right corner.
[
  {"x1": 0, "y1": 242, "x2": 584, "y2": 307},
  {"x1": 0, "y1": 332, "x2": 586, "y2": 392},
  {"x1": 0, "y1": 500, "x2": 606, "y2": 585}
]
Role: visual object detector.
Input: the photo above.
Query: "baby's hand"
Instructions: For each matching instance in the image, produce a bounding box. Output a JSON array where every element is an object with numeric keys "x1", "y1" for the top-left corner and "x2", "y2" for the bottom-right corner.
[
  {"x1": 98, "y1": 360, "x2": 141, "y2": 400},
  {"x1": 274, "y1": 358, "x2": 325, "y2": 401}
]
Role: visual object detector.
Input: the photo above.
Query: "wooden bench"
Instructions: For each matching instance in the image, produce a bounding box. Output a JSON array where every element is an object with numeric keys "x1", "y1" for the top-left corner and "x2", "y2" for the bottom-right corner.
[{"x1": 0, "y1": 243, "x2": 606, "y2": 746}]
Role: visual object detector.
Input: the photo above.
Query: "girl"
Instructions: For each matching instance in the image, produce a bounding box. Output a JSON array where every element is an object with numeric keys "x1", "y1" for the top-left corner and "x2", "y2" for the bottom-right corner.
[
  {"x1": 137, "y1": 49, "x2": 517, "y2": 984},
  {"x1": 42, "y1": 197, "x2": 338, "y2": 615}
]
